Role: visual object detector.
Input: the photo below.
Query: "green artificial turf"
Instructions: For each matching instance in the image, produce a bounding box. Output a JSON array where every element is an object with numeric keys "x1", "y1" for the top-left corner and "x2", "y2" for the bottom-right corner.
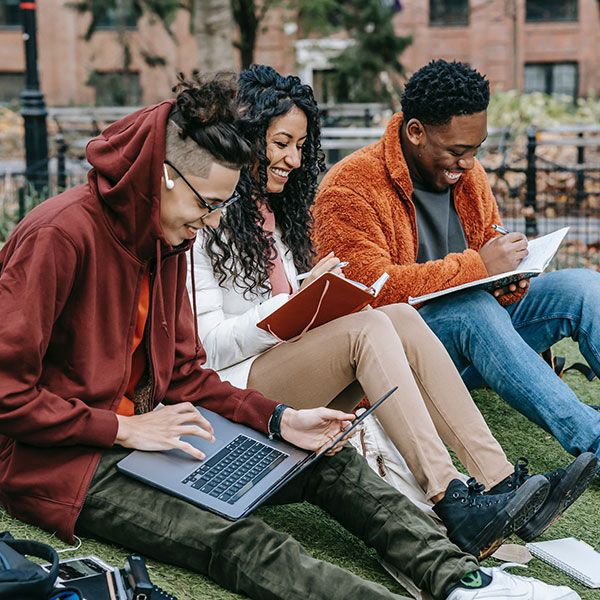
[{"x1": 1, "y1": 337, "x2": 599, "y2": 599}]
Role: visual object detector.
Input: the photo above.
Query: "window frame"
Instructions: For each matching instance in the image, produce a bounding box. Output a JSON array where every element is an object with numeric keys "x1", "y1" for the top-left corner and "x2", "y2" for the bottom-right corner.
[
  {"x1": 429, "y1": 0, "x2": 470, "y2": 27},
  {"x1": 0, "y1": 0, "x2": 22, "y2": 28},
  {"x1": 94, "y1": 2, "x2": 137, "y2": 30},
  {"x1": 523, "y1": 61, "x2": 579, "y2": 98},
  {"x1": 525, "y1": 0, "x2": 578, "y2": 23}
]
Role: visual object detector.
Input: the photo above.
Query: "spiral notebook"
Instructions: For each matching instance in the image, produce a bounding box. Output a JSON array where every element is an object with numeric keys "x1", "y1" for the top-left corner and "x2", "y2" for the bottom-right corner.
[{"x1": 526, "y1": 537, "x2": 600, "y2": 588}]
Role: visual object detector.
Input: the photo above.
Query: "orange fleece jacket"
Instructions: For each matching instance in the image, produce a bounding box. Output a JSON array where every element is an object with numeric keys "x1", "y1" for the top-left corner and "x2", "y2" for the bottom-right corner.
[{"x1": 312, "y1": 112, "x2": 524, "y2": 307}]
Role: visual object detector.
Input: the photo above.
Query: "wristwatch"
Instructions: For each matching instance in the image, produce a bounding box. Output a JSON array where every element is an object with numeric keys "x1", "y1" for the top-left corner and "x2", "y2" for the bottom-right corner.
[{"x1": 268, "y1": 403, "x2": 289, "y2": 440}]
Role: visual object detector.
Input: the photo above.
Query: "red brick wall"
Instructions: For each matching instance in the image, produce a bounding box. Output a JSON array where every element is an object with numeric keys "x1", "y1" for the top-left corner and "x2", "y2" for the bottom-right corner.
[
  {"x1": 0, "y1": 2, "x2": 298, "y2": 106},
  {"x1": 393, "y1": 0, "x2": 599, "y2": 96},
  {"x1": 0, "y1": 0, "x2": 597, "y2": 105}
]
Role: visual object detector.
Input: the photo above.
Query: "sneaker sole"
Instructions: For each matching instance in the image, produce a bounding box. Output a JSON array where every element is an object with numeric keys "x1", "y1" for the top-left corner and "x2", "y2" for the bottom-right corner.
[
  {"x1": 517, "y1": 452, "x2": 598, "y2": 542},
  {"x1": 459, "y1": 475, "x2": 549, "y2": 560}
]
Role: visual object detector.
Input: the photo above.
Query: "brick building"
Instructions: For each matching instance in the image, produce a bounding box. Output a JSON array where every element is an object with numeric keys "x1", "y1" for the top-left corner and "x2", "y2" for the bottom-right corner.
[
  {"x1": 0, "y1": 0, "x2": 598, "y2": 106},
  {"x1": 0, "y1": 0, "x2": 296, "y2": 105},
  {"x1": 297, "y1": 0, "x2": 600, "y2": 102},
  {"x1": 394, "y1": 0, "x2": 599, "y2": 98}
]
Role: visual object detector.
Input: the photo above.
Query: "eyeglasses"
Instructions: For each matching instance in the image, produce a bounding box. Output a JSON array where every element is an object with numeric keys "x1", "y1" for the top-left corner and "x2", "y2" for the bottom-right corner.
[{"x1": 164, "y1": 160, "x2": 241, "y2": 214}]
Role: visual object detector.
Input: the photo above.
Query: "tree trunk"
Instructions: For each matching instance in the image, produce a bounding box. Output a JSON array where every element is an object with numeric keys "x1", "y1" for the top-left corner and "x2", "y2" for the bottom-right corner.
[
  {"x1": 231, "y1": 0, "x2": 258, "y2": 69},
  {"x1": 193, "y1": 0, "x2": 236, "y2": 71}
]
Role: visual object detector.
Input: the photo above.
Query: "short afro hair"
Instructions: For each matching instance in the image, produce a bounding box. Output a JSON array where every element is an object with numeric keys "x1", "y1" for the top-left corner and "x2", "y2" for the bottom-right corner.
[{"x1": 401, "y1": 59, "x2": 490, "y2": 126}]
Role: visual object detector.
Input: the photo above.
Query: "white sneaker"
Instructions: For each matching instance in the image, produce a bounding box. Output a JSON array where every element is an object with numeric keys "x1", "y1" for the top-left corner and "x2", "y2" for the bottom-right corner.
[{"x1": 446, "y1": 564, "x2": 581, "y2": 599}]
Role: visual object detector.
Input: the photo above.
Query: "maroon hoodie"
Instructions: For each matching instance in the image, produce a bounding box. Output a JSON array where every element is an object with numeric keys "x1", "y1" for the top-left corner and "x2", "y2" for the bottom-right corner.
[{"x1": 0, "y1": 101, "x2": 277, "y2": 542}]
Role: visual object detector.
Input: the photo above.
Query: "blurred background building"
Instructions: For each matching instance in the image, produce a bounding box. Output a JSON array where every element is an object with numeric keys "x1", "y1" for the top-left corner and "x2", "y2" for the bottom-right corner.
[
  {"x1": 395, "y1": 0, "x2": 599, "y2": 99},
  {"x1": 0, "y1": 0, "x2": 598, "y2": 107}
]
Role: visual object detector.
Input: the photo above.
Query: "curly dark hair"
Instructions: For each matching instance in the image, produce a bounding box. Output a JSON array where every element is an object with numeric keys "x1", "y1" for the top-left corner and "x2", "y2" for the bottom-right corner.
[
  {"x1": 401, "y1": 59, "x2": 490, "y2": 126},
  {"x1": 203, "y1": 64, "x2": 326, "y2": 297},
  {"x1": 168, "y1": 71, "x2": 252, "y2": 168}
]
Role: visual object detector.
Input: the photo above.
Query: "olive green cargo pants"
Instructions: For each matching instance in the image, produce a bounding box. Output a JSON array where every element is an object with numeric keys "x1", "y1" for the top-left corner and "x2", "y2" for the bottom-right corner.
[{"x1": 77, "y1": 446, "x2": 478, "y2": 600}]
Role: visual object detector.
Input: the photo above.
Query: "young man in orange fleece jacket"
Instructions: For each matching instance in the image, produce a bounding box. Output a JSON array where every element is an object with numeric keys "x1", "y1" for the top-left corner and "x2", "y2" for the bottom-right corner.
[{"x1": 313, "y1": 59, "x2": 599, "y2": 540}]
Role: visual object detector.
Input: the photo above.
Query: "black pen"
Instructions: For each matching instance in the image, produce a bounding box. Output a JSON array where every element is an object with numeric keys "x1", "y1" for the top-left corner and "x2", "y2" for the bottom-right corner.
[{"x1": 492, "y1": 224, "x2": 510, "y2": 235}]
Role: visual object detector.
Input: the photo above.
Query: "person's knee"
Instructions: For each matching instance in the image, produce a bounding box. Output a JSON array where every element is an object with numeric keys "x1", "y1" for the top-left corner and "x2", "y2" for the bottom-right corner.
[
  {"x1": 381, "y1": 302, "x2": 438, "y2": 342},
  {"x1": 381, "y1": 302, "x2": 424, "y2": 327},
  {"x1": 352, "y1": 307, "x2": 393, "y2": 337},
  {"x1": 557, "y1": 269, "x2": 600, "y2": 306},
  {"x1": 535, "y1": 269, "x2": 600, "y2": 325}
]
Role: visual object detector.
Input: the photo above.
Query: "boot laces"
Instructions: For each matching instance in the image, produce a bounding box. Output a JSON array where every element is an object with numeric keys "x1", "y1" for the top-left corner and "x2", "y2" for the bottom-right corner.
[
  {"x1": 466, "y1": 478, "x2": 486, "y2": 495},
  {"x1": 510, "y1": 457, "x2": 530, "y2": 488},
  {"x1": 465, "y1": 478, "x2": 501, "y2": 507}
]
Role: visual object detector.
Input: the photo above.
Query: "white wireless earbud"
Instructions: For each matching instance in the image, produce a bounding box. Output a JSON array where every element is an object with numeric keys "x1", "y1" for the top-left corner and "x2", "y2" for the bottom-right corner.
[{"x1": 163, "y1": 164, "x2": 175, "y2": 190}]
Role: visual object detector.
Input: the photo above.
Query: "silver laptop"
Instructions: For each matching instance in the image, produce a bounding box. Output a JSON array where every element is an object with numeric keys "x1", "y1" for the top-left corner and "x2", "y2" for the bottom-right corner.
[{"x1": 117, "y1": 387, "x2": 397, "y2": 520}]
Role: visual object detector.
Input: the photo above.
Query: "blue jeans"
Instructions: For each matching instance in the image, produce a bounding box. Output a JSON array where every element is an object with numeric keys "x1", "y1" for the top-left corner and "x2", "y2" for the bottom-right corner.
[{"x1": 418, "y1": 268, "x2": 600, "y2": 460}]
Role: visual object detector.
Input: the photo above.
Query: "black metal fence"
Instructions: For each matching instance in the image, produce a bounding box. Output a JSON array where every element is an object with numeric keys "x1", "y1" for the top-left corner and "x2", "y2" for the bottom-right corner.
[
  {"x1": 0, "y1": 136, "x2": 88, "y2": 242},
  {"x1": 481, "y1": 124, "x2": 600, "y2": 270}
]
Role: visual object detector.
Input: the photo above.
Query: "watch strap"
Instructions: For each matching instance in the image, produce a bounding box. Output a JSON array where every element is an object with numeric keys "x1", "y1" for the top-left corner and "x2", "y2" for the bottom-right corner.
[{"x1": 268, "y1": 403, "x2": 289, "y2": 440}]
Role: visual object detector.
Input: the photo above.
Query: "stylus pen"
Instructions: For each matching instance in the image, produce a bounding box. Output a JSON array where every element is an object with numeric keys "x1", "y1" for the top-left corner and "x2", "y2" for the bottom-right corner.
[
  {"x1": 491, "y1": 224, "x2": 510, "y2": 235},
  {"x1": 296, "y1": 261, "x2": 349, "y2": 281}
]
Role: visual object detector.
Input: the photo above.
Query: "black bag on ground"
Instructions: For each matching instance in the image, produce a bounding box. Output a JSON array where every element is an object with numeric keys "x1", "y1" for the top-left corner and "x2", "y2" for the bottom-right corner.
[{"x1": 0, "y1": 531, "x2": 59, "y2": 599}]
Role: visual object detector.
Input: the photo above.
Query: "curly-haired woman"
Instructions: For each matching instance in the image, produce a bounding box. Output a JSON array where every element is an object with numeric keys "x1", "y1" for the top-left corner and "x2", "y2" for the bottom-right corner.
[{"x1": 186, "y1": 65, "x2": 590, "y2": 560}]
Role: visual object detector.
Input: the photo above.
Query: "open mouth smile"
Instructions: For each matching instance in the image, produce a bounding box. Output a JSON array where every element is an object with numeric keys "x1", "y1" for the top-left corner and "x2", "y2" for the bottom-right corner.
[
  {"x1": 444, "y1": 169, "x2": 463, "y2": 182},
  {"x1": 271, "y1": 167, "x2": 290, "y2": 179}
]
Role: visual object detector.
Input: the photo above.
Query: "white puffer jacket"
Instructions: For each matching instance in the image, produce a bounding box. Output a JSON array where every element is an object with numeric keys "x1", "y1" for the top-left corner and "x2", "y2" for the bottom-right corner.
[{"x1": 187, "y1": 227, "x2": 300, "y2": 388}]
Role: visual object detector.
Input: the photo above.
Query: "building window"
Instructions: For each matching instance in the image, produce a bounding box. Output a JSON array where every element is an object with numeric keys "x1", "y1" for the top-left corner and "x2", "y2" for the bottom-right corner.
[
  {"x1": 526, "y1": 0, "x2": 578, "y2": 22},
  {"x1": 96, "y1": 2, "x2": 137, "y2": 28},
  {"x1": 91, "y1": 71, "x2": 141, "y2": 106},
  {"x1": 429, "y1": 0, "x2": 469, "y2": 26},
  {"x1": 0, "y1": 72, "x2": 23, "y2": 103},
  {"x1": 0, "y1": 0, "x2": 21, "y2": 27},
  {"x1": 524, "y1": 63, "x2": 578, "y2": 98}
]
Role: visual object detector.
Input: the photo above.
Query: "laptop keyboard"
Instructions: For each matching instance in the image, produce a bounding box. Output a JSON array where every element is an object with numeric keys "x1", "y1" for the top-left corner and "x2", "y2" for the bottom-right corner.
[{"x1": 181, "y1": 435, "x2": 288, "y2": 505}]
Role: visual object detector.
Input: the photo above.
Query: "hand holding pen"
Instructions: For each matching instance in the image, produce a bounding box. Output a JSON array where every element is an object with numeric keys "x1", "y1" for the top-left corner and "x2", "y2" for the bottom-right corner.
[
  {"x1": 483, "y1": 224, "x2": 530, "y2": 297},
  {"x1": 479, "y1": 223, "x2": 528, "y2": 274},
  {"x1": 491, "y1": 224, "x2": 510, "y2": 235},
  {"x1": 296, "y1": 261, "x2": 349, "y2": 282},
  {"x1": 297, "y1": 252, "x2": 348, "y2": 289}
]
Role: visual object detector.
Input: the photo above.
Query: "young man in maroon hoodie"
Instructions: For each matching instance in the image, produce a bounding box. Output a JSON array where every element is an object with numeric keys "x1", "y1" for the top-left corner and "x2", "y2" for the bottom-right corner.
[{"x1": 0, "y1": 74, "x2": 580, "y2": 600}]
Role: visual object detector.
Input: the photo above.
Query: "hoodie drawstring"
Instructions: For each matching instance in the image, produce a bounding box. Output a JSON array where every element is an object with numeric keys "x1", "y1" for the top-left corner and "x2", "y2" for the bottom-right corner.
[
  {"x1": 155, "y1": 239, "x2": 169, "y2": 338},
  {"x1": 189, "y1": 245, "x2": 201, "y2": 356}
]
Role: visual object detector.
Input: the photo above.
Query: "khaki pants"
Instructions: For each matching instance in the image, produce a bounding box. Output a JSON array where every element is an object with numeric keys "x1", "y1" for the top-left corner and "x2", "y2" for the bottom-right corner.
[{"x1": 248, "y1": 303, "x2": 513, "y2": 499}]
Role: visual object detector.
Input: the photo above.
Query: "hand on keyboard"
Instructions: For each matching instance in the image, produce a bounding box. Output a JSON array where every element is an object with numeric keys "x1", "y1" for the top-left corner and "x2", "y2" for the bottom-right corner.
[{"x1": 115, "y1": 402, "x2": 215, "y2": 460}]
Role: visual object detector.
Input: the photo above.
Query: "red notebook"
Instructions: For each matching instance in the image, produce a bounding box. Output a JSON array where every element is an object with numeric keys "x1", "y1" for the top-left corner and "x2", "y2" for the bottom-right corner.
[{"x1": 257, "y1": 272, "x2": 388, "y2": 341}]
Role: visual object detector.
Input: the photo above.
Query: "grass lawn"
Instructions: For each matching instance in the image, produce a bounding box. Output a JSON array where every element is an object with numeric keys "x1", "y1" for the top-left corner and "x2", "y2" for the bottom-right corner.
[{"x1": 1, "y1": 337, "x2": 599, "y2": 599}]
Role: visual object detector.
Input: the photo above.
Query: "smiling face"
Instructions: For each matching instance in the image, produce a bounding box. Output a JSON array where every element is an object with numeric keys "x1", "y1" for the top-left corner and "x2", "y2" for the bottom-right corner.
[
  {"x1": 159, "y1": 161, "x2": 240, "y2": 247},
  {"x1": 402, "y1": 111, "x2": 488, "y2": 192},
  {"x1": 264, "y1": 106, "x2": 308, "y2": 194}
]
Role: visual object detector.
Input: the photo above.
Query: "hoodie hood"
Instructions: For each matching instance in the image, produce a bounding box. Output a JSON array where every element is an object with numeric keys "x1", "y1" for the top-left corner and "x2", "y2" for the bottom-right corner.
[{"x1": 86, "y1": 100, "x2": 187, "y2": 261}]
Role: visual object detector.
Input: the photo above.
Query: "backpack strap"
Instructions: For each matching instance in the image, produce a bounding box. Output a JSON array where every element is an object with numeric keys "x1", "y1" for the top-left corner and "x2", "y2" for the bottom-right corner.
[
  {"x1": 0, "y1": 537, "x2": 59, "y2": 599},
  {"x1": 541, "y1": 349, "x2": 595, "y2": 381}
]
